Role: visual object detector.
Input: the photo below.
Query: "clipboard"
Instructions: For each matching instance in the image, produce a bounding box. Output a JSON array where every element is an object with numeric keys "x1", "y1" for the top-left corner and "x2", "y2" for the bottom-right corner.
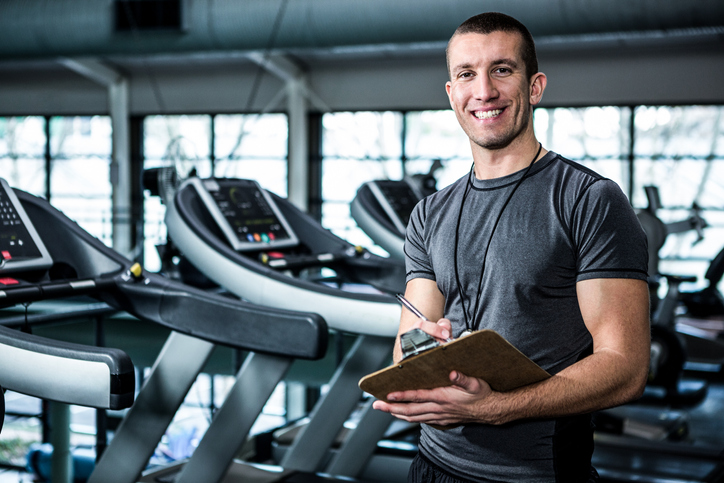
[{"x1": 359, "y1": 329, "x2": 550, "y2": 401}]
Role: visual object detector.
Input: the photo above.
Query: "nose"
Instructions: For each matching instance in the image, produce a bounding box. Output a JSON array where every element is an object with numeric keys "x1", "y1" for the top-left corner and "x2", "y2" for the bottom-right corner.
[{"x1": 473, "y1": 74, "x2": 499, "y2": 101}]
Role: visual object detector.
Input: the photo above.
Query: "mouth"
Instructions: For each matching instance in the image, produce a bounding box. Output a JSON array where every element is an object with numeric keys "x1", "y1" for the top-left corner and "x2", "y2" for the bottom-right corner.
[{"x1": 473, "y1": 109, "x2": 503, "y2": 120}]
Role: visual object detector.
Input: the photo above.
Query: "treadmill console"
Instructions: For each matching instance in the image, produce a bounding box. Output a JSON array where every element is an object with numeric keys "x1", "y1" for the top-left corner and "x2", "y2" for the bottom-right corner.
[
  {"x1": 367, "y1": 180, "x2": 421, "y2": 234},
  {"x1": 0, "y1": 178, "x2": 52, "y2": 274},
  {"x1": 188, "y1": 177, "x2": 299, "y2": 252}
]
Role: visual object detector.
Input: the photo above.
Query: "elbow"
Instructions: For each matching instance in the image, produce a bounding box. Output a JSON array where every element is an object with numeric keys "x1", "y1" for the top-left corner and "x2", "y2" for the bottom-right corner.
[
  {"x1": 628, "y1": 371, "x2": 648, "y2": 402},
  {"x1": 619, "y1": 339, "x2": 651, "y2": 404},
  {"x1": 620, "y1": 361, "x2": 650, "y2": 404}
]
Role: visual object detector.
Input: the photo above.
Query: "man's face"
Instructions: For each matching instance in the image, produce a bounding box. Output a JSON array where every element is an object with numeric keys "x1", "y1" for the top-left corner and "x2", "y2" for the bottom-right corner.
[{"x1": 445, "y1": 31, "x2": 540, "y2": 151}]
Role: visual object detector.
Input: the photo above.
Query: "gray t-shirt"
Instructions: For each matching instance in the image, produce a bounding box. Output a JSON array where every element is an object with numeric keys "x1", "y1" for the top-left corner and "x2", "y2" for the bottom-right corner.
[{"x1": 404, "y1": 151, "x2": 648, "y2": 482}]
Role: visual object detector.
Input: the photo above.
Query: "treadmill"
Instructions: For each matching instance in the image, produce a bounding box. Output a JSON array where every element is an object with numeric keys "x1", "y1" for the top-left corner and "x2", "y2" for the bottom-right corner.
[
  {"x1": 158, "y1": 174, "x2": 408, "y2": 481},
  {"x1": 0, "y1": 176, "x2": 134, "y2": 414},
  {"x1": 0, "y1": 178, "x2": 328, "y2": 483},
  {"x1": 350, "y1": 179, "x2": 422, "y2": 261}
]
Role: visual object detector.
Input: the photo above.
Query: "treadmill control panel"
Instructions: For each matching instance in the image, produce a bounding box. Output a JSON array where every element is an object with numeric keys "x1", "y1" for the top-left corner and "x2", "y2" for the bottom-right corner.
[
  {"x1": 0, "y1": 179, "x2": 53, "y2": 274},
  {"x1": 189, "y1": 177, "x2": 299, "y2": 252},
  {"x1": 367, "y1": 180, "x2": 421, "y2": 235}
]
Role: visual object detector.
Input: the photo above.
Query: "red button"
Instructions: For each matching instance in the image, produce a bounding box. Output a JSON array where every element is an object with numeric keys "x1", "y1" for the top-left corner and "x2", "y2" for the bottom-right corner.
[
  {"x1": 0, "y1": 278, "x2": 19, "y2": 285},
  {"x1": 1, "y1": 251, "x2": 10, "y2": 260}
]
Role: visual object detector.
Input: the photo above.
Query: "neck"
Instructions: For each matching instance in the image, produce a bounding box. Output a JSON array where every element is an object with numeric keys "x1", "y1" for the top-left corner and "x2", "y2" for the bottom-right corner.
[{"x1": 471, "y1": 138, "x2": 547, "y2": 180}]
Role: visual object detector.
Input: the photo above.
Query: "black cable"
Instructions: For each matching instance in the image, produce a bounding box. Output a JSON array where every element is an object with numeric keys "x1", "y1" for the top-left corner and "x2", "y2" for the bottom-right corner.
[
  {"x1": 120, "y1": 0, "x2": 167, "y2": 113},
  {"x1": 244, "y1": 0, "x2": 290, "y2": 114},
  {"x1": 454, "y1": 143, "x2": 542, "y2": 334},
  {"x1": 221, "y1": 0, "x2": 290, "y2": 164},
  {"x1": 21, "y1": 302, "x2": 31, "y2": 334}
]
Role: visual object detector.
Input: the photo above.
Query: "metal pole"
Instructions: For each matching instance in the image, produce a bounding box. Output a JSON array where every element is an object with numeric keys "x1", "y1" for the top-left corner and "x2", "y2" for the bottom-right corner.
[{"x1": 49, "y1": 401, "x2": 73, "y2": 483}]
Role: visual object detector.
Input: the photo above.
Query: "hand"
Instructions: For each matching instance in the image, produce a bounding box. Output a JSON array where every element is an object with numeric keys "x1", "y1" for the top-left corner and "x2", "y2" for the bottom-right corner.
[
  {"x1": 372, "y1": 370, "x2": 501, "y2": 427},
  {"x1": 413, "y1": 317, "x2": 453, "y2": 343}
]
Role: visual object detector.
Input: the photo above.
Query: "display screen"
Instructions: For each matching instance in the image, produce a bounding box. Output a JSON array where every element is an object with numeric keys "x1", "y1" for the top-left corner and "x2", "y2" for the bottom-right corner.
[
  {"x1": 209, "y1": 179, "x2": 292, "y2": 244},
  {"x1": 373, "y1": 180, "x2": 421, "y2": 228},
  {"x1": 193, "y1": 178, "x2": 299, "y2": 252},
  {"x1": 0, "y1": 179, "x2": 52, "y2": 274}
]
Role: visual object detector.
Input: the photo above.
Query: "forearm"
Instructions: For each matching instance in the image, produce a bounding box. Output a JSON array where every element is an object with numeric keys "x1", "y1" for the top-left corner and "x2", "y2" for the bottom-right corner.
[
  {"x1": 393, "y1": 278, "x2": 447, "y2": 364},
  {"x1": 482, "y1": 347, "x2": 648, "y2": 425}
]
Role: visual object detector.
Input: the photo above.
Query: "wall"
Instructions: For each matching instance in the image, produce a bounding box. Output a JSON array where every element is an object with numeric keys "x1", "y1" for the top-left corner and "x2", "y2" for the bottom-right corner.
[{"x1": 0, "y1": 43, "x2": 722, "y2": 117}]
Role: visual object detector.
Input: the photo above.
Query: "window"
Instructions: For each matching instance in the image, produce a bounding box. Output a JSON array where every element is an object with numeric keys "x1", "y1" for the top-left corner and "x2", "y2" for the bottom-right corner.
[
  {"x1": 49, "y1": 116, "x2": 113, "y2": 246},
  {"x1": 534, "y1": 106, "x2": 631, "y2": 190},
  {"x1": 403, "y1": 110, "x2": 472, "y2": 188},
  {"x1": 0, "y1": 116, "x2": 47, "y2": 197},
  {"x1": 321, "y1": 112, "x2": 403, "y2": 253},
  {"x1": 213, "y1": 114, "x2": 289, "y2": 196},
  {"x1": 633, "y1": 106, "x2": 724, "y2": 284},
  {"x1": 0, "y1": 115, "x2": 112, "y2": 245}
]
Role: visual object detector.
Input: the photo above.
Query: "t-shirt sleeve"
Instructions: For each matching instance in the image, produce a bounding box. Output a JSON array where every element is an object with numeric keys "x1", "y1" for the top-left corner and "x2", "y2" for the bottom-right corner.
[
  {"x1": 404, "y1": 198, "x2": 436, "y2": 284},
  {"x1": 571, "y1": 179, "x2": 649, "y2": 282}
]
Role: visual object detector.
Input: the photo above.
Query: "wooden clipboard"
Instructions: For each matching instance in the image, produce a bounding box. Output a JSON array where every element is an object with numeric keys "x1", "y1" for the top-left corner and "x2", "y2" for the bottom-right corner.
[{"x1": 359, "y1": 329, "x2": 550, "y2": 401}]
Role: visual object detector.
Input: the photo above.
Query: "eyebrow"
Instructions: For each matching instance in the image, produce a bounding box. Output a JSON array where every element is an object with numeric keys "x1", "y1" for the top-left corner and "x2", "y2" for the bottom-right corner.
[
  {"x1": 492, "y1": 58, "x2": 520, "y2": 69},
  {"x1": 450, "y1": 58, "x2": 521, "y2": 74}
]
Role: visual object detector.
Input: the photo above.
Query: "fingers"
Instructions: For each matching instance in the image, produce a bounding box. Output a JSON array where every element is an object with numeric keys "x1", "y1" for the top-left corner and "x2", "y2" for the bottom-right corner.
[
  {"x1": 411, "y1": 318, "x2": 453, "y2": 342},
  {"x1": 371, "y1": 373, "x2": 495, "y2": 426},
  {"x1": 372, "y1": 397, "x2": 466, "y2": 426},
  {"x1": 437, "y1": 318, "x2": 452, "y2": 334},
  {"x1": 450, "y1": 371, "x2": 471, "y2": 389}
]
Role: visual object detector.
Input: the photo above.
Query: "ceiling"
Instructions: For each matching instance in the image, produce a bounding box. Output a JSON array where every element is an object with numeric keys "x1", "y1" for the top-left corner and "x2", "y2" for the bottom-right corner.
[{"x1": 0, "y1": 0, "x2": 723, "y2": 73}]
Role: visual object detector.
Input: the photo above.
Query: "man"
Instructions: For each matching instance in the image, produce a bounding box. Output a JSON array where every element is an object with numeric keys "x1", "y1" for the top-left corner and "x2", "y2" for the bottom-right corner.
[{"x1": 372, "y1": 12, "x2": 650, "y2": 483}]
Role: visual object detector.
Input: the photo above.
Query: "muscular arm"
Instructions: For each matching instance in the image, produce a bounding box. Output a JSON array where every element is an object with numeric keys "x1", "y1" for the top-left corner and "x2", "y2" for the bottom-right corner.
[
  {"x1": 393, "y1": 278, "x2": 446, "y2": 364},
  {"x1": 375, "y1": 277, "x2": 650, "y2": 426}
]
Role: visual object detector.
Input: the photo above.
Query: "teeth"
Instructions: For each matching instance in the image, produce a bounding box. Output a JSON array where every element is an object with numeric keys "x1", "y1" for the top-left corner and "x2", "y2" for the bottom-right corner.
[{"x1": 474, "y1": 109, "x2": 502, "y2": 119}]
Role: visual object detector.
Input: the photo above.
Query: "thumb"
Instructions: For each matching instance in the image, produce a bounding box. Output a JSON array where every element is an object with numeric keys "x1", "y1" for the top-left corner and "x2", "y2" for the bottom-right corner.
[{"x1": 449, "y1": 371, "x2": 475, "y2": 391}]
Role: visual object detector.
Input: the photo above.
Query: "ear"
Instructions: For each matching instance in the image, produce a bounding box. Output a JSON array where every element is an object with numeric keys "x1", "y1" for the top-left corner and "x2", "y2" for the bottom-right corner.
[
  {"x1": 529, "y1": 72, "x2": 547, "y2": 106},
  {"x1": 445, "y1": 80, "x2": 453, "y2": 107}
]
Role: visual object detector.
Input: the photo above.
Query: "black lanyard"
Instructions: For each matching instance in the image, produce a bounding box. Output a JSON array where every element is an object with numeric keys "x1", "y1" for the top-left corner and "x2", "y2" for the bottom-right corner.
[{"x1": 453, "y1": 143, "x2": 542, "y2": 334}]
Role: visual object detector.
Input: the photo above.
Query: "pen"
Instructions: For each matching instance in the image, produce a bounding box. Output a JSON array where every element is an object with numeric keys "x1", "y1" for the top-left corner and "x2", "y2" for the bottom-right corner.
[
  {"x1": 395, "y1": 293, "x2": 454, "y2": 342},
  {"x1": 395, "y1": 293, "x2": 429, "y2": 321}
]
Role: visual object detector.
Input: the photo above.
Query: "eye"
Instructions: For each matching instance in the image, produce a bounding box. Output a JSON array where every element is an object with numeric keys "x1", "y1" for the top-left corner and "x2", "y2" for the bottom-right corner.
[{"x1": 457, "y1": 71, "x2": 474, "y2": 79}]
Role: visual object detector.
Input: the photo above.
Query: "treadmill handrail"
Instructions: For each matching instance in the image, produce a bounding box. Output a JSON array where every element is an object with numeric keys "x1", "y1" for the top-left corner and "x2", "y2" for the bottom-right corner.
[
  {"x1": 0, "y1": 277, "x2": 118, "y2": 309},
  {"x1": 0, "y1": 325, "x2": 134, "y2": 409},
  {"x1": 350, "y1": 188, "x2": 406, "y2": 261},
  {"x1": 115, "y1": 277, "x2": 328, "y2": 360},
  {"x1": 16, "y1": 189, "x2": 328, "y2": 361}
]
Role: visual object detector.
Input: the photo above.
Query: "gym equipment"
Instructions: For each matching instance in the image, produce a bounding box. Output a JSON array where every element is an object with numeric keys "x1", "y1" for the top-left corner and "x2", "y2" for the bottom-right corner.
[
  {"x1": 636, "y1": 185, "x2": 724, "y2": 373},
  {"x1": 350, "y1": 161, "x2": 441, "y2": 261},
  {"x1": 636, "y1": 185, "x2": 707, "y2": 283},
  {"x1": 0, "y1": 323, "x2": 134, "y2": 483},
  {"x1": 0, "y1": 176, "x2": 134, "y2": 413},
  {"x1": 680, "y1": 245, "x2": 724, "y2": 318},
  {"x1": 0, "y1": 178, "x2": 328, "y2": 483},
  {"x1": 350, "y1": 179, "x2": 422, "y2": 261},
  {"x1": 163, "y1": 175, "x2": 406, "y2": 328},
  {"x1": 0, "y1": 324, "x2": 134, "y2": 412},
  {"x1": 153, "y1": 172, "x2": 406, "y2": 481}
]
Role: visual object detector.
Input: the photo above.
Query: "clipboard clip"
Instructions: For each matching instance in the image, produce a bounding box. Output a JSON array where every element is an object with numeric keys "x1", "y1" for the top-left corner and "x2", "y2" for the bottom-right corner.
[{"x1": 400, "y1": 328, "x2": 441, "y2": 360}]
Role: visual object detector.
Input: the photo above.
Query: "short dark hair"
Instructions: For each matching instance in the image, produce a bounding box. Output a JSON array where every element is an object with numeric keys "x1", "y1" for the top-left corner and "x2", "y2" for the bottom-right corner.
[{"x1": 446, "y1": 12, "x2": 538, "y2": 80}]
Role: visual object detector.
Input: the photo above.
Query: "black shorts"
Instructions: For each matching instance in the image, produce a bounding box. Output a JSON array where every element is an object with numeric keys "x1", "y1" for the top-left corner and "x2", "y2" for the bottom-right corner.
[{"x1": 407, "y1": 452, "x2": 600, "y2": 483}]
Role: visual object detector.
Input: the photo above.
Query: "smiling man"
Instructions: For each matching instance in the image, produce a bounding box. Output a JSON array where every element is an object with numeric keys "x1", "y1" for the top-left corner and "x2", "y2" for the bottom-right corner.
[{"x1": 372, "y1": 12, "x2": 651, "y2": 483}]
